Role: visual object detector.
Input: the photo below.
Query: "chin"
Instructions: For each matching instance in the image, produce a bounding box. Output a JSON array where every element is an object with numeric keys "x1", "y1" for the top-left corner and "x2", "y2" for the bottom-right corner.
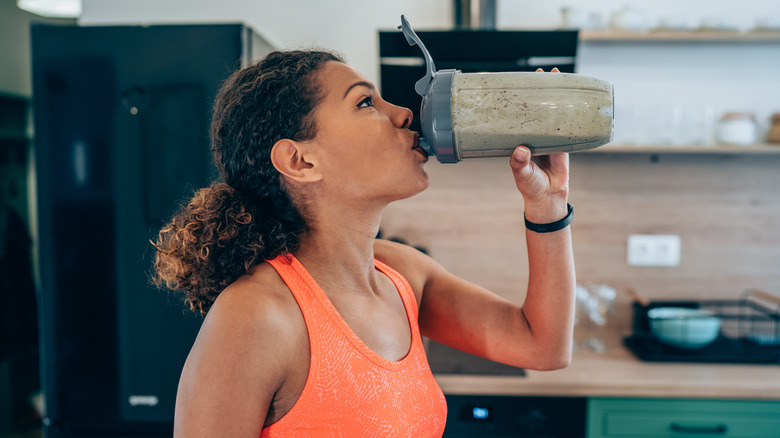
[
  {"x1": 408, "y1": 172, "x2": 430, "y2": 197},
  {"x1": 386, "y1": 175, "x2": 429, "y2": 204}
]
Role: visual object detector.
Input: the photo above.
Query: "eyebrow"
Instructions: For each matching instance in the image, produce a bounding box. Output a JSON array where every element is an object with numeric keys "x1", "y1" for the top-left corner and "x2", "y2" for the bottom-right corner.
[{"x1": 342, "y1": 81, "x2": 376, "y2": 99}]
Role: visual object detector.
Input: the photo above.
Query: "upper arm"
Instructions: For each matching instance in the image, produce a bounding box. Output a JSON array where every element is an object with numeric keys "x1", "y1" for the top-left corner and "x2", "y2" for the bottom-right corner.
[
  {"x1": 173, "y1": 281, "x2": 297, "y2": 438},
  {"x1": 375, "y1": 239, "x2": 537, "y2": 368},
  {"x1": 418, "y1": 259, "x2": 538, "y2": 368}
]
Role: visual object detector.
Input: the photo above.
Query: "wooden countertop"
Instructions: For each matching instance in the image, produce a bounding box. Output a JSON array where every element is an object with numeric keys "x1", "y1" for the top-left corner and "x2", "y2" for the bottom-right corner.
[{"x1": 434, "y1": 340, "x2": 780, "y2": 400}]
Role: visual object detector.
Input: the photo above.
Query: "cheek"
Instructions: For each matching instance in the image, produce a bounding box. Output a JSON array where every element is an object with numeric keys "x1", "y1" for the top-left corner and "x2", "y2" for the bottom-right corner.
[
  {"x1": 313, "y1": 116, "x2": 403, "y2": 179},
  {"x1": 316, "y1": 139, "x2": 368, "y2": 181}
]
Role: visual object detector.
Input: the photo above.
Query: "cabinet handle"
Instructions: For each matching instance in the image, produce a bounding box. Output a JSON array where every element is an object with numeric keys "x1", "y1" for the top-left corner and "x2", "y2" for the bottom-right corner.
[{"x1": 669, "y1": 423, "x2": 728, "y2": 434}]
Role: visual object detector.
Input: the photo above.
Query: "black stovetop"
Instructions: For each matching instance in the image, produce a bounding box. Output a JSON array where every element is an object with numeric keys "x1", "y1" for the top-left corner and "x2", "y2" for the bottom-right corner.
[{"x1": 426, "y1": 340, "x2": 526, "y2": 376}]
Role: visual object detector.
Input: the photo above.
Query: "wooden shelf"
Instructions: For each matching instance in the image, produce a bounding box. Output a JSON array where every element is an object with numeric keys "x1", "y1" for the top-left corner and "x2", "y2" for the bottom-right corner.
[
  {"x1": 580, "y1": 29, "x2": 780, "y2": 43},
  {"x1": 587, "y1": 143, "x2": 780, "y2": 154}
]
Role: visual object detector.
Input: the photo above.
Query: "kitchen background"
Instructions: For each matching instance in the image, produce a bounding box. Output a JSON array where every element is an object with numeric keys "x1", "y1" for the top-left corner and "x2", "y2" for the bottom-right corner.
[
  {"x1": 3, "y1": 0, "x2": 777, "y2": 298},
  {"x1": 1, "y1": 0, "x2": 780, "y2": 437},
  {"x1": 76, "y1": 1, "x2": 780, "y2": 308}
]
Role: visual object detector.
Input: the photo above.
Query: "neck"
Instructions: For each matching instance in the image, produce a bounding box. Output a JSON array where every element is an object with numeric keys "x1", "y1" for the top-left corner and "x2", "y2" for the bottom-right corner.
[{"x1": 293, "y1": 203, "x2": 384, "y2": 296}]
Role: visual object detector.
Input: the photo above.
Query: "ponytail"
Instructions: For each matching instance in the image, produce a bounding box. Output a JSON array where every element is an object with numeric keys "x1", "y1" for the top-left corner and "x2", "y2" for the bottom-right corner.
[
  {"x1": 152, "y1": 50, "x2": 342, "y2": 314},
  {"x1": 152, "y1": 182, "x2": 303, "y2": 315}
]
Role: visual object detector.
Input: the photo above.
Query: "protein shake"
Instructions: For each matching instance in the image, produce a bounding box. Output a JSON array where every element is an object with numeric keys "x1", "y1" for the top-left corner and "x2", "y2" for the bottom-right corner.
[
  {"x1": 451, "y1": 72, "x2": 614, "y2": 158},
  {"x1": 399, "y1": 15, "x2": 615, "y2": 163}
]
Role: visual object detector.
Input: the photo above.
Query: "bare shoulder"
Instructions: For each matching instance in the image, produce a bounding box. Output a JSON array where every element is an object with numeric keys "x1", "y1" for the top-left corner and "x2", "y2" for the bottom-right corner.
[
  {"x1": 202, "y1": 263, "x2": 300, "y2": 348},
  {"x1": 208, "y1": 261, "x2": 301, "y2": 330},
  {"x1": 184, "y1": 260, "x2": 305, "y2": 380},
  {"x1": 175, "y1": 261, "x2": 306, "y2": 436}
]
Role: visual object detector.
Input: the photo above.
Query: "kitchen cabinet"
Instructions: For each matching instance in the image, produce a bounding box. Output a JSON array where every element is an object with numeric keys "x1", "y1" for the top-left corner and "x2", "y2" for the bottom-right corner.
[{"x1": 587, "y1": 397, "x2": 780, "y2": 438}]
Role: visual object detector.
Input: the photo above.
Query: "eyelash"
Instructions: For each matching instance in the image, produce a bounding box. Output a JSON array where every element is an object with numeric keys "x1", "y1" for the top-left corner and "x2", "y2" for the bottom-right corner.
[{"x1": 357, "y1": 96, "x2": 374, "y2": 108}]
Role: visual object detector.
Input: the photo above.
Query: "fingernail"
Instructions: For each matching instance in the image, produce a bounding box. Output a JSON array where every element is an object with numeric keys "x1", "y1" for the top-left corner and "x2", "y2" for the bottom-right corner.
[{"x1": 514, "y1": 147, "x2": 528, "y2": 161}]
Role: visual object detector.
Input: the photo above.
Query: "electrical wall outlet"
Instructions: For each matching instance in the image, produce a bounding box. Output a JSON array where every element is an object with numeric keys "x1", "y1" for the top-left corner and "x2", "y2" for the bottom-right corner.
[{"x1": 627, "y1": 235, "x2": 681, "y2": 267}]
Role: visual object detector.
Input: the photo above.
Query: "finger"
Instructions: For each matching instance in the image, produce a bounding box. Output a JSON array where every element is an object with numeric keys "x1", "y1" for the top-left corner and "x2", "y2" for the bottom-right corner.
[
  {"x1": 510, "y1": 146, "x2": 546, "y2": 196},
  {"x1": 535, "y1": 68, "x2": 543, "y2": 72},
  {"x1": 552, "y1": 67, "x2": 560, "y2": 73},
  {"x1": 543, "y1": 153, "x2": 570, "y2": 193},
  {"x1": 547, "y1": 152, "x2": 569, "y2": 178}
]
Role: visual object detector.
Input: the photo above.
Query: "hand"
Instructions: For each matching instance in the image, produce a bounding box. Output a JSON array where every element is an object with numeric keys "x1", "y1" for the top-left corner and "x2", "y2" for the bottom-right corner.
[{"x1": 509, "y1": 67, "x2": 569, "y2": 223}]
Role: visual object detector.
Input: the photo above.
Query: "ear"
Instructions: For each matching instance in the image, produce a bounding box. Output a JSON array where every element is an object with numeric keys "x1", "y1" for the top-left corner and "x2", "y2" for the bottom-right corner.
[{"x1": 270, "y1": 139, "x2": 323, "y2": 183}]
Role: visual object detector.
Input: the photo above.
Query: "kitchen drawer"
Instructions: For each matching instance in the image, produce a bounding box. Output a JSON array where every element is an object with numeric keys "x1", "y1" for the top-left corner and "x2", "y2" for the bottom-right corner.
[{"x1": 588, "y1": 397, "x2": 780, "y2": 438}]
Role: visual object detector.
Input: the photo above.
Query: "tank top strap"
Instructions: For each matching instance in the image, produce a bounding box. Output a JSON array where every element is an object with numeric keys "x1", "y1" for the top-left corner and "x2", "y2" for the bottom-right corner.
[
  {"x1": 265, "y1": 253, "x2": 324, "y2": 375},
  {"x1": 373, "y1": 258, "x2": 420, "y2": 330}
]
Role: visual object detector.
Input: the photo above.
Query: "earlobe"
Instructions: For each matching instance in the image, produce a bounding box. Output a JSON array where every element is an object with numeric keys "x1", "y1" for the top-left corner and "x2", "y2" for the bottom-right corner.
[{"x1": 270, "y1": 139, "x2": 322, "y2": 183}]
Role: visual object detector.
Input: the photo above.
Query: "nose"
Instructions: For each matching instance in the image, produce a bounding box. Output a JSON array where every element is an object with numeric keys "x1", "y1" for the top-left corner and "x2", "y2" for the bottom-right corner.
[{"x1": 389, "y1": 102, "x2": 413, "y2": 129}]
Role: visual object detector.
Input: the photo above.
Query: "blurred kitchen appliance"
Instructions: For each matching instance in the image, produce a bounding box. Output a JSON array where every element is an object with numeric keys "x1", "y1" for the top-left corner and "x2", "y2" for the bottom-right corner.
[
  {"x1": 453, "y1": 0, "x2": 497, "y2": 30},
  {"x1": 443, "y1": 395, "x2": 587, "y2": 437},
  {"x1": 378, "y1": 26, "x2": 578, "y2": 135},
  {"x1": 0, "y1": 93, "x2": 38, "y2": 432},
  {"x1": 624, "y1": 289, "x2": 780, "y2": 363},
  {"x1": 32, "y1": 23, "x2": 272, "y2": 438}
]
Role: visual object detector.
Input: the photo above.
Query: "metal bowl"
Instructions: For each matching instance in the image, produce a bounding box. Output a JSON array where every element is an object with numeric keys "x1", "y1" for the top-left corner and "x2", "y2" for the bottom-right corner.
[{"x1": 647, "y1": 307, "x2": 721, "y2": 349}]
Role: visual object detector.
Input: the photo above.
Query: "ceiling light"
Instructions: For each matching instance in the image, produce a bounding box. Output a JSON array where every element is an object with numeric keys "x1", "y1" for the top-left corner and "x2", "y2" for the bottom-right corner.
[{"x1": 17, "y1": 0, "x2": 81, "y2": 18}]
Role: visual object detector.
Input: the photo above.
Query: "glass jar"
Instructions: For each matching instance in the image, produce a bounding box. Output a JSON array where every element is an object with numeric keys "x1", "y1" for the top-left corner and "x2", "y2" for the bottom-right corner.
[
  {"x1": 768, "y1": 113, "x2": 780, "y2": 144},
  {"x1": 716, "y1": 112, "x2": 757, "y2": 146}
]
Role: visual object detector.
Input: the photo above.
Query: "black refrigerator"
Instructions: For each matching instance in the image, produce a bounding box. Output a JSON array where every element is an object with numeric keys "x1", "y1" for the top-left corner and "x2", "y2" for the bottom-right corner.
[{"x1": 31, "y1": 23, "x2": 273, "y2": 437}]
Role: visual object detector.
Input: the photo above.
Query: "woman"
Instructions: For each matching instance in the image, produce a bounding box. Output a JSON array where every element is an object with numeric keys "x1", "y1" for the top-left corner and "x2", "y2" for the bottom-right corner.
[{"x1": 153, "y1": 50, "x2": 575, "y2": 437}]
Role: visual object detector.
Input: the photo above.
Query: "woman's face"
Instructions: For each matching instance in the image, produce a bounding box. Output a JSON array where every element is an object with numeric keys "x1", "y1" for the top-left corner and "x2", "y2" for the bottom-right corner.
[{"x1": 304, "y1": 61, "x2": 429, "y2": 205}]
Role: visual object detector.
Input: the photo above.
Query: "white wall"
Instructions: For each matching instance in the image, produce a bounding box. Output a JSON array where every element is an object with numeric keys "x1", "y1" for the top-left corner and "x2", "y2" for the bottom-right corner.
[
  {"x1": 80, "y1": 0, "x2": 453, "y2": 91},
  {"x1": 81, "y1": 0, "x2": 780, "y2": 144}
]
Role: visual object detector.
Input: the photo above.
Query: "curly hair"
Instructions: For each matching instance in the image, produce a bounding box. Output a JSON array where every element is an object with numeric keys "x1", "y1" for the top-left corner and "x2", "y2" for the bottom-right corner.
[{"x1": 152, "y1": 50, "x2": 343, "y2": 315}]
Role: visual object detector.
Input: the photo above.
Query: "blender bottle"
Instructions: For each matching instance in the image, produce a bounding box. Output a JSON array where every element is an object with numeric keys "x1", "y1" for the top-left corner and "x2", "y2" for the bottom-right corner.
[{"x1": 399, "y1": 15, "x2": 614, "y2": 163}]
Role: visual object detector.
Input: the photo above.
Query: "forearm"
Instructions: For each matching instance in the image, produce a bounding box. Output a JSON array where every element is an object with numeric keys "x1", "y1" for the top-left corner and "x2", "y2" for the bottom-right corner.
[
  {"x1": 503, "y1": 147, "x2": 575, "y2": 369},
  {"x1": 521, "y1": 213, "x2": 576, "y2": 369}
]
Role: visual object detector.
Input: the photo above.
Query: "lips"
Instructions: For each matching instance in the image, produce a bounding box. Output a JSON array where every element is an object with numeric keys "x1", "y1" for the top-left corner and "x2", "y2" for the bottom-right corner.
[{"x1": 411, "y1": 133, "x2": 428, "y2": 160}]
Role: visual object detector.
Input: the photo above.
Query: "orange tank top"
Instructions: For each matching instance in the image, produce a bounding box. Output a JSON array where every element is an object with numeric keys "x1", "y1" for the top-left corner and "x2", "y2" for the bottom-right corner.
[{"x1": 261, "y1": 254, "x2": 447, "y2": 437}]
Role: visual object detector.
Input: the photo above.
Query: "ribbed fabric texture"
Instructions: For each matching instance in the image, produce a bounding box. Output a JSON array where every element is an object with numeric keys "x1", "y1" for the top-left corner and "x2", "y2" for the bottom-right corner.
[{"x1": 260, "y1": 254, "x2": 447, "y2": 437}]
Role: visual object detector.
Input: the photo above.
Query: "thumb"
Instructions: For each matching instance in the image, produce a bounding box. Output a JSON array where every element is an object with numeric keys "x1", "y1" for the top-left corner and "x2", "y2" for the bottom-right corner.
[
  {"x1": 509, "y1": 146, "x2": 531, "y2": 174},
  {"x1": 509, "y1": 146, "x2": 546, "y2": 197},
  {"x1": 509, "y1": 146, "x2": 536, "y2": 181}
]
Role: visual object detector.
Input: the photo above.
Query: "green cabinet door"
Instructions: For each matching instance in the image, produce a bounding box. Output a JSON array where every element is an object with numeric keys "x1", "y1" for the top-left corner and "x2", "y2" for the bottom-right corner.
[{"x1": 588, "y1": 397, "x2": 780, "y2": 438}]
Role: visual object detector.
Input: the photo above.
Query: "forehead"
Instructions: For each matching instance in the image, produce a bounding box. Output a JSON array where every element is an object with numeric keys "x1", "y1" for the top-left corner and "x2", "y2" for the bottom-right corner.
[{"x1": 316, "y1": 61, "x2": 372, "y2": 100}]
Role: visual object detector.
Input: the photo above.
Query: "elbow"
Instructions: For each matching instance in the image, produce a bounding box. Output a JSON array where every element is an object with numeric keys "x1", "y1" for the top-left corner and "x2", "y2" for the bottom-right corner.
[
  {"x1": 536, "y1": 353, "x2": 571, "y2": 371},
  {"x1": 529, "y1": 347, "x2": 572, "y2": 371}
]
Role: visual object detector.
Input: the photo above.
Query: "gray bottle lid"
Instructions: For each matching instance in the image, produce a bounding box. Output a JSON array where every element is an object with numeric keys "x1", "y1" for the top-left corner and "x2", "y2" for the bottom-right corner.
[{"x1": 399, "y1": 16, "x2": 459, "y2": 163}]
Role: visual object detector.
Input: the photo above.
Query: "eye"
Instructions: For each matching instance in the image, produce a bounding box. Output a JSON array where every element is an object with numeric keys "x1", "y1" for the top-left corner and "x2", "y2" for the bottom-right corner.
[{"x1": 357, "y1": 95, "x2": 374, "y2": 108}]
